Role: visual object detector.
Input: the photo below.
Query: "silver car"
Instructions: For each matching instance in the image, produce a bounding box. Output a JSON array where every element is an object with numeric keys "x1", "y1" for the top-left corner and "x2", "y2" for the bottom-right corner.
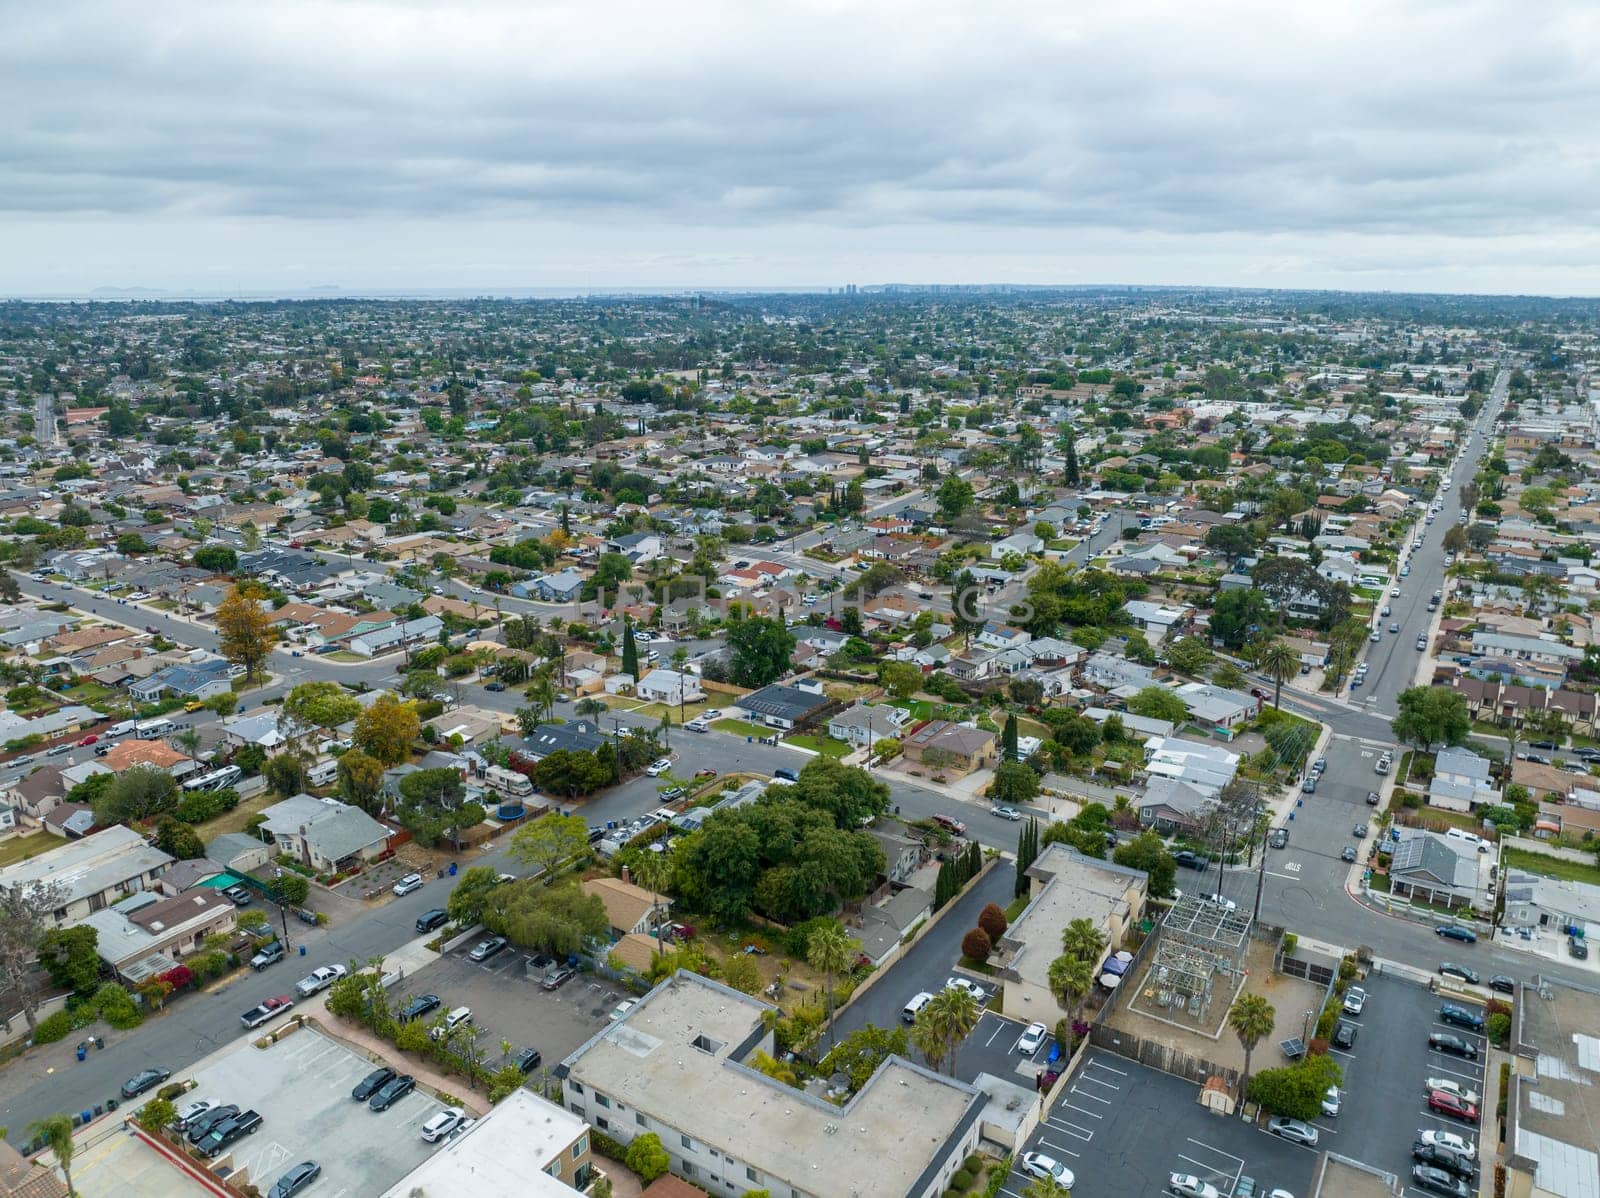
[{"x1": 1267, "y1": 1116, "x2": 1319, "y2": 1146}]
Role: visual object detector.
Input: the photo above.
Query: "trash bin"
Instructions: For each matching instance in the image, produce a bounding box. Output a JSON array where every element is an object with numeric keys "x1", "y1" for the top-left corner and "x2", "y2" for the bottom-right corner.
[
  {"x1": 75, "y1": 1044, "x2": 86, "y2": 1062},
  {"x1": 448, "y1": 862, "x2": 457, "y2": 877},
  {"x1": 298, "y1": 944, "x2": 307, "y2": 956}
]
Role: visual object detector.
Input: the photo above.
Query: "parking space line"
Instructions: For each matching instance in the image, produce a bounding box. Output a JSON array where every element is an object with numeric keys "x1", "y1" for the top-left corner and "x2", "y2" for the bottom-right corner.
[
  {"x1": 1085, "y1": 1057, "x2": 1127, "y2": 1075},
  {"x1": 1077, "y1": 1073, "x2": 1120, "y2": 1091},
  {"x1": 1037, "y1": 1137, "x2": 1081, "y2": 1157},
  {"x1": 1053, "y1": 1105, "x2": 1101, "y2": 1126}
]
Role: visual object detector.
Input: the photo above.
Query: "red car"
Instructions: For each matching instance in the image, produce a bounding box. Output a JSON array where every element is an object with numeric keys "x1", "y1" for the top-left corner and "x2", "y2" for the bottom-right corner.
[
  {"x1": 76, "y1": 734, "x2": 98, "y2": 747},
  {"x1": 1428, "y1": 1090, "x2": 1479, "y2": 1123}
]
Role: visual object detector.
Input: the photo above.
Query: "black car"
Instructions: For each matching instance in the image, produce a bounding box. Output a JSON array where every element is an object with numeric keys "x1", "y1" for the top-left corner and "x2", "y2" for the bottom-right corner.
[
  {"x1": 513, "y1": 1047, "x2": 543, "y2": 1074},
  {"x1": 415, "y1": 909, "x2": 448, "y2": 933},
  {"x1": 352, "y1": 1067, "x2": 396, "y2": 1101},
  {"x1": 1488, "y1": 975, "x2": 1516, "y2": 995},
  {"x1": 1435, "y1": 925, "x2": 1477, "y2": 944},
  {"x1": 483, "y1": 681, "x2": 506, "y2": 692},
  {"x1": 369, "y1": 1073, "x2": 416, "y2": 1111},
  {"x1": 198, "y1": 1109, "x2": 262, "y2": 1157},
  {"x1": 120, "y1": 1066, "x2": 171, "y2": 1098},
  {"x1": 1332, "y1": 1019, "x2": 1358, "y2": 1049},
  {"x1": 1412, "y1": 1141, "x2": 1478, "y2": 1182},
  {"x1": 528, "y1": 952, "x2": 557, "y2": 972},
  {"x1": 398, "y1": 993, "x2": 441, "y2": 1022},
  {"x1": 186, "y1": 1104, "x2": 239, "y2": 1145},
  {"x1": 1173, "y1": 850, "x2": 1208, "y2": 870},
  {"x1": 1412, "y1": 1164, "x2": 1472, "y2": 1198},
  {"x1": 1429, "y1": 1032, "x2": 1480, "y2": 1060},
  {"x1": 1439, "y1": 1004, "x2": 1485, "y2": 1031},
  {"x1": 1439, "y1": 962, "x2": 1480, "y2": 985},
  {"x1": 267, "y1": 1161, "x2": 322, "y2": 1198},
  {"x1": 1528, "y1": 740, "x2": 1558, "y2": 751}
]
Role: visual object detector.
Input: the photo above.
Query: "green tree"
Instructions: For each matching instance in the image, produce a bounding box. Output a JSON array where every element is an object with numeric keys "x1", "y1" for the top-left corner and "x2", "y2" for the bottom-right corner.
[
  {"x1": 1391, "y1": 686, "x2": 1471, "y2": 752},
  {"x1": 624, "y1": 1132, "x2": 671, "y2": 1183},
  {"x1": 1060, "y1": 917, "x2": 1107, "y2": 966},
  {"x1": 93, "y1": 763, "x2": 179, "y2": 826},
  {"x1": 214, "y1": 582, "x2": 278, "y2": 682},
  {"x1": 268, "y1": 873, "x2": 310, "y2": 906},
  {"x1": 1001, "y1": 713, "x2": 1019, "y2": 762},
  {"x1": 1209, "y1": 588, "x2": 1272, "y2": 650},
  {"x1": 1255, "y1": 639, "x2": 1300, "y2": 711},
  {"x1": 263, "y1": 752, "x2": 308, "y2": 797},
  {"x1": 1112, "y1": 830, "x2": 1177, "y2": 898},
  {"x1": 805, "y1": 920, "x2": 859, "y2": 1045},
  {"x1": 28, "y1": 1113, "x2": 76, "y2": 1196},
  {"x1": 1127, "y1": 686, "x2": 1187, "y2": 724},
  {"x1": 1047, "y1": 953, "x2": 1093, "y2": 1023},
  {"x1": 936, "y1": 475, "x2": 975, "y2": 521},
  {"x1": 507, "y1": 812, "x2": 591, "y2": 879},
  {"x1": 726, "y1": 616, "x2": 796, "y2": 688},
  {"x1": 192, "y1": 545, "x2": 237, "y2": 574},
  {"x1": 1228, "y1": 993, "x2": 1276, "y2": 1102},
  {"x1": 878, "y1": 660, "x2": 922, "y2": 700},
  {"x1": 483, "y1": 879, "x2": 608, "y2": 956},
  {"x1": 135, "y1": 1096, "x2": 177, "y2": 1135},
  {"x1": 37, "y1": 925, "x2": 101, "y2": 994},
  {"x1": 447, "y1": 866, "x2": 504, "y2": 926},
  {"x1": 283, "y1": 681, "x2": 362, "y2": 740},
  {"x1": 1166, "y1": 636, "x2": 1212, "y2": 675},
  {"x1": 991, "y1": 760, "x2": 1039, "y2": 805},
  {"x1": 915, "y1": 985, "x2": 980, "y2": 1077},
  {"x1": 153, "y1": 817, "x2": 205, "y2": 860},
  {"x1": 1249, "y1": 1053, "x2": 1342, "y2": 1121},
  {"x1": 621, "y1": 619, "x2": 639, "y2": 679},
  {"x1": 336, "y1": 748, "x2": 385, "y2": 812},
  {"x1": 353, "y1": 693, "x2": 420, "y2": 765}
]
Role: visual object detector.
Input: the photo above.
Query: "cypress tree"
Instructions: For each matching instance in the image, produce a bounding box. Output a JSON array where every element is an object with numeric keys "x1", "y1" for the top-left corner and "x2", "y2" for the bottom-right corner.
[
  {"x1": 1002, "y1": 714, "x2": 1019, "y2": 762},
  {"x1": 1065, "y1": 429, "x2": 1081, "y2": 486},
  {"x1": 622, "y1": 619, "x2": 639, "y2": 679}
]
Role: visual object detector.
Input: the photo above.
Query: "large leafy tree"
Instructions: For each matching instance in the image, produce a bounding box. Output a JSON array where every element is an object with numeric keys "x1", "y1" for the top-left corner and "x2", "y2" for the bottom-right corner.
[
  {"x1": 447, "y1": 865, "x2": 504, "y2": 926},
  {"x1": 483, "y1": 879, "x2": 607, "y2": 957},
  {"x1": 785, "y1": 758, "x2": 890, "y2": 828},
  {"x1": 336, "y1": 748, "x2": 385, "y2": 812},
  {"x1": 0, "y1": 879, "x2": 66, "y2": 1028},
  {"x1": 37, "y1": 925, "x2": 101, "y2": 995},
  {"x1": 283, "y1": 681, "x2": 361, "y2": 741},
  {"x1": 93, "y1": 763, "x2": 179, "y2": 826},
  {"x1": 1127, "y1": 686, "x2": 1187, "y2": 725},
  {"x1": 353, "y1": 693, "x2": 420, "y2": 765},
  {"x1": 1209, "y1": 588, "x2": 1273, "y2": 649},
  {"x1": 215, "y1": 582, "x2": 279, "y2": 682},
  {"x1": 726, "y1": 616, "x2": 796, "y2": 688},
  {"x1": 1391, "y1": 686, "x2": 1471, "y2": 752},
  {"x1": 1112, "y1": 831, "x2": 1177, "y2": 898},
  {"x1": 508, "y1": 813, "x2": 591, "y2": 879}
]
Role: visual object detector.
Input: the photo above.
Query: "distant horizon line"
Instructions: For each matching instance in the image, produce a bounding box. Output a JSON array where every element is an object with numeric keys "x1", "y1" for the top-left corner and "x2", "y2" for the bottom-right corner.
[{"x1": 3, "y1": 281, "x2": 1600, "y2": 303}]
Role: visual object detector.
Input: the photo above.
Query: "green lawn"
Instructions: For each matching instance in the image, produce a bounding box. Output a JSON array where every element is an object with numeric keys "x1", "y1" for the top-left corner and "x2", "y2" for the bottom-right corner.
[
  {"x1": 1503, "y1": 846, "x2": 1600, "y2": 887},
  {"x1": 62, "y1": 680, "x2": 116, "y2": 705},
  {"x1": 888, "y1": 698, "x2": 934, "y2": 721},
  {"x1": 0, "y1": 831, "x2": 58, "y2": 868},
  {"x1": 786, "y1": 733, "x2": 851, "y2": 759},
  {"x1": 713, "y1": 718, "x2": 766, "y2": 739}
]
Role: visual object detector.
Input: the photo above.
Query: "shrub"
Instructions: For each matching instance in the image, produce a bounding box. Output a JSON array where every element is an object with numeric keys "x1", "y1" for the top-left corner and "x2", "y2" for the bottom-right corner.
[
  {"x1": 157, "y1": 1082, "x2": 186, "y2": 1101},
  {"x1": 93, "y1": 983, "x2": 143, "y2": 1030},
  {"x1": 624, "y1": 1132, "x2": 670, "y2": 1183},
  {"x1": 1488, "y1": 1012, "x2": 1511, "y2": 1048},
  {"x1": 1280, "y1": 933, "x2": 1298, "y2": 957},
  {"x1": 961, "y1": 927, "x2": 992, "y2": 962},
  {"x1": 952, "y1": 1169, "x2": 974, "y2": 1189},
  {"x1": 1338, "y1": 957, "x2": 1358, "y2": 981},
  {"x1": 136, "y1": 1097, "x2": 177, "y2": 1133},
  {"x1": 1248, "y1": 1054, "x2": 1342, "y2": 1120},
  {"x1": 977, "y1": 903, "x2": 1008, "y2": 942},
  {"x1": 31, "y1": 1010, "x2": 75, "y2": 1044},
  {"x1": 589, "y1": 1130, "x2": 628, "y2": 1161}
]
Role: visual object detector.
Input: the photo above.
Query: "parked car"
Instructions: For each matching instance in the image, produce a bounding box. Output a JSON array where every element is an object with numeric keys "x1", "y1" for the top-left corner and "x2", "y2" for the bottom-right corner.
[
  {"x1": 1167, "y1": 1176, "x2": 1220, "y2": 1198},
  {"x1": 1439, "y1": 1004, "x2": 1484, "y2": 1031},
  {"x1": 1203, "y1": 893, "x2": 1237, "y2": 912},
  {"x1": 352, "y1": 1067, "x2": 396, "y2": 1101},
  {"x1": 420, "y1": 1107, "x2": 467, "y2": 1143},
  {"x1": 1429, "y1": 1032, "x2": 1480, "y2": 1060},
  {"x1": 223, "y1": 885, "x2": 253, "y2": 906},
  {"x1": 992, "y1": 805, "x2": 1022, "y2": 821},
  {"x1": 468, "y1": 936, "x2": 508, "y2": 962},
  {"x1": 241, "y1": 995, "x2": 296, "y2": 1028},
  {"x1": 646, "y1": 758, "x2": 672, "y2": 776},
  {"x1": 1332, "y1": 1019, "x2": 1358, "y2": 1049},
  {"x1": 1428, "y1": 1090, "x2": 1480, "y2": 1123},
  {"x1": 483, "y1": 681, "x2": 506, "y2": 692},
  {"x1": 1570, "y1": 934, "x2": 1589, "y2": 960},
  {"x1": 1352, "y1": 823, "x2": 1368, "y2": 838},
  {"x1": 294, "y1": 965, "x2": 347, "y2": 997},
  {"x1": 1268, "y1": 827, "x2": 1289, "y2": 849},
  {"x1": 1341, "y1": 846, "x2": 1358, "y2": 863},
  {"x1": 415, "y1": 908, "x2": 448, "y2": 933},
  {"x1": 172, "y1": 1099, "x2": 213, "y2": 1133},
  {"x1": 393, "y1": 873, "x2": 424, "y2": 896},
  {"x1": 1366, "y1": 791, "x2": 1381, "y2": 805},
  {"x1": 945, "y1": 977, "x2": 986, "y2": 1002},
  {"x1": 1412, "y1": 1139, "x2": 1478, "y2": 1181},
  {"x1": 1426, "y1": 1078, "x2": 1481, "y2": 1107},
  {"x1": 1174, "y1": 850, "x2": 1208, "y2": 869},
  {"x1": 1412, "y1": 1164, "x2": 1473, "y2": 1197},
  {"x1": 931, "y1": 814, "x2": 967, "y2": 835},
  {"x1": 1266, "y1": 1116, "x2": 1319, "y2": 1146},
  {"x1": 1488, "y1": 975, "x2": 1517, "y2": 995},
  {"x1": 120, "y1": 1066, "x2": 171, "y2": 1098},
  {"x1": 1019, "y1": 1152, "x2": 1074, "y2": 1187},
  {"x1": 250, "y1": 940, "x2": 287, "y2": 971},
  {"x1": 398, "y1": 994, "x2": 442, "y2": 1023},
  {"x1": 186, "y1": 1104, "x2": 239, "y2": 1144},
  {"x1": 267, "y1": 1161, "x2": 322, "y2": 1198},
  {"x1": 541, "y1": 965, "x2": 576, "y2": 991},
  {"x1": 773, "y1": 767, "x2": 800, "y2": 783},
  {"x1": 1015, "y1": 1022, "x2": 1048, "y2": 1054},
  {"x1": 1342, "y1": 986, "x2": 1366, "y2": 1015},
  {"x1": 513, "y1": 1047, "x2": 543, "y2": 1074},
  {"x1": 1435, "y1": 925, "x2": 1478, "y2": 944},
  {"x1": 1438, "y1": 962, "x2": 1479, "y2": 985},
  {"x1": 428, "y1": 1006, "x2": 473, "y2": 1041},
  {"x1": 1321, "y1": 1086, "x2": 1341, "y2": 1116},
  {"x1": 368, "y1": 1073, "x2": 416, "y2": 1111},
  {"x1": 198, "y1": 1109, "x2": 262, "y2": 1157}
]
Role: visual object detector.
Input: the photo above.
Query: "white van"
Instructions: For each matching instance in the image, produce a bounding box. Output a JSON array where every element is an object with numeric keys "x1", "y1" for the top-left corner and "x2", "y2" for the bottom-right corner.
[
  {"x1": 429, "y1": 1006, "x2": 473, "y2": 1040},
  {"x1": 307, "y1": 760, "x2": 339, "y2": 787},
  {"x1": 1445, "y1": 827, "x2": 1489, "y2": 853},
  {"x1": 902, "y1": 991, "x2": 934, "y2": 1023}
]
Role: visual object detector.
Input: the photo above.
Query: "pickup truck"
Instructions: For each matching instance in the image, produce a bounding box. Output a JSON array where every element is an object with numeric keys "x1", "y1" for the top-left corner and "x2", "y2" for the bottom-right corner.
[
  {"x1": 294, "y1": 964, "x2": 347, "y2": 997},
  {"x1": 249, "y1": 940, "x2": 287, "y2": 971},
  {"x1": 240, "y1": 995, "x2": 294, "y2": 1028}
]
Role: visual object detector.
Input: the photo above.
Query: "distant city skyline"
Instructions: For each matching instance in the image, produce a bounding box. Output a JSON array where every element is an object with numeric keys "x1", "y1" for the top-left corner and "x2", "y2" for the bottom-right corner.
[{"x1": 4, "y1": 0, "x2": 1598, "y2": 297}]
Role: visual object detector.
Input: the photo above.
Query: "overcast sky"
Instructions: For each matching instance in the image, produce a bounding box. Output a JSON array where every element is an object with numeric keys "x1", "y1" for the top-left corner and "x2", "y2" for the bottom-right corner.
[{"x1": 4, "y1": 0, "x2": 1598, "y2": 296}]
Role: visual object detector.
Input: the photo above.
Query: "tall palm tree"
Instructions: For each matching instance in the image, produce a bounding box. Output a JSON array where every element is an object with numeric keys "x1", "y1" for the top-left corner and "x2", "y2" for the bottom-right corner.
[
  {"x1": 909, "y1": 1005, "x2": 950, "y2": 1074},
  {"x1": 630, "y1": 849, "x2": 673, "y2": 942},
  {"x1": 1060, "y1": 918, "x2": 1107, "y2": 966},
  {"x1": 1048, "y1": 954, "x2": 1094, "y2": 1028},
  {"x1": 30, "y1": 1112, "x2": 76, "y2": 1196},
  {"x1": 1255, "y1": 639, "x2": 1300, "y2": 711},
  {"x1": 916, "y1": 987, "x2": 980, "y2": 1077},
  {"x1": 805, "y1": 920, "x2": 859, "y2": 1045},
  {"x1": 1228, "y1": 993, "x2": 1276, "y2": 1102}
]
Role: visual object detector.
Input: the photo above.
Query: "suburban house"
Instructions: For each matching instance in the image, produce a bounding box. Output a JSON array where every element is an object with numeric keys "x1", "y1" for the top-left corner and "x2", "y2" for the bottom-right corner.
[
  {"x1": 1122, "y1": 600, "x2": 1191, "y2": 637},
  {"x1": 256, "y1": 794, "x2": 390, "y2": 874},
  {"x1": 1136, "y1": 775, "x2": 1215, "y2": 836},
  {"x1": 1500, "y1": 867, "x2": 1600, "y2": 937},
  {"x1": 1386, "y1": 830, "x2": 1485, "y2": 911},
  {"x1": 81, "y1": 888, "x2": 238, "y2": 982},
  {"x1": 0, "y1": 825, "x2": 173, "y2": 928},
  {"x1": 634, "y1": 668, "x2": 704, "y2": 707},
  {"x1": 127, "y1": 658, "x2": 236, "y2": 703},
  {"x1": 901, "y1": 720, "x2": 998, "y2": 777},
  {"x1": 827, "y1": 703, "x2": 911, "y2": 748},
  {"x1": 1173, "y1": 682, "x2": 1259, "y2": 731},
  {"x1": 349, "y1": 615, "x2": 444, "y2": 658},
  {"x1": 582, "y1": 874, "x2": 672, "y2": 939},
  {"x1": 1428, "y1": 747, "x2": 1501, "y2": 813},
  {"x1": 521, "y1": 718, "x2": 610, "y2": 760},
  {"x1": 559, "y1": 970, "x2": 986, "y2": 1198},
  {"x1": 735, "y1": 681, "x2": 833, "y2": 731},
  {"x1": 994, "y1": 844, "x2": 1147, "y2": 1023},
  {"x1": 1142, "y1": 736, "x2": 1240, "y2": 797}
]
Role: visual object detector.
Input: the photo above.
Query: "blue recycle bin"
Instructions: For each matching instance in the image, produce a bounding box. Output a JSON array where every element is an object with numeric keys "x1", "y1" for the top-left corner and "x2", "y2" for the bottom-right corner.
[
  {"x1": 299, "y1": 944, "x2": 307, "y2": 956},
  {"x1": 75, "y1": 1044, "x2": 86, "y2": 1062},
  {"x1": 448, "y1": 862, "x2": 458, "y2": 876}
]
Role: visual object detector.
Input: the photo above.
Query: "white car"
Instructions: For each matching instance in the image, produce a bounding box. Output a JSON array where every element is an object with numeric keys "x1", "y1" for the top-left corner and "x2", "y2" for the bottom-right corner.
[
  {"x1": 294, "y1": 964, "x2": 348, "y2": 997},
  {"x1": 1015, "y1": 1022, "x2": 1048, "y2": 1054},
  {"x1": 1321, "y1": 1085, "x2": 1341, "y2": 1116},
  {"x1": 609, "y1": 999, "x2": 637, "y2": 1022},
  {"x1": 945, "y1": 977, "x2": 986, "y2": 1002},
  {"x1": 646, "y1": 758, "x2": 672, "y2": 777},
  {"x1": 1426, "y1": 1077, "x2": 1482, "y2": 1106},
  {"x1": 1418, "y1": 1128, "x2": 1475, "y2": 1156},
  {"x1": 701, "y1": 709, "x2": 722, "y2": 720},
  {"x1": 420, "y1": 1107, "x2": 467, "y2": 1143},
  {"x1": 1167, "y1": 1174, "x2": 1220, "y2": 1198},
  {"x1": 1019, "y1": 1152, "x2": 1074, "y2": 1187},
  {"x1": 393, "y1": 873, "x2": 424, "y2": 896},
  {"x1": 1204, "y1": 893, "x2": 1237, "y2": 912},
  {"x1": 1342, "y1": 986, "x2": 1366, "y2": 1015}
]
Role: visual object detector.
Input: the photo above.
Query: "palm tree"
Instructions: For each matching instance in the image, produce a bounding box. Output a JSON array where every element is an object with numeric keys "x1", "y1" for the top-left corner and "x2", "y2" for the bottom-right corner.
[
  {"x1": 1255, "y1": 639, "x2": 1300, "y2": 711},
  {"x1": 29, "y1": 1113, "x2": 76, "y2": 1196},
  {"x1": 909, "y1": 1005, "x2": 950, "y2": 1074},
  {"x1": 1048, "y1": 954, "x2": 1094, "y2": 1028},
  {"x1": 1228, "y1": 993, "x2": 1276, "y2": 1102},
  {"x1": 916, "y1": 987, "x2": 980, "y2": 1077},
  {"x1": 1060, "y1": 918, "x2": 1107, "y2": 966},
  {"x1": 671, "y1": 645, "x2": 691, "y2": 724},
  {"x1": 175, "y1": 726, "x2": 202, "y2": 760},
  {"x1": 630, "y1": 849, "x2": 673, "y2": 942},
  {"x1": 805, "y1": 920, "x2": 859, "y2": 1044},
  {"x1": 1022, "y1": 1176, "x2": 1072, "y2": 1198}
]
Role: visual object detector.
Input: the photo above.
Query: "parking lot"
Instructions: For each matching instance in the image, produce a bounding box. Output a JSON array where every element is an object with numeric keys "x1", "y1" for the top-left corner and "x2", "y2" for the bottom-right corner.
[
  {"x1": 399, "y1": 937, "x2": 638, "y2": 1075},
  {"x1": 182, "y1": 1028, "x2": 449, "y2": 1196},
  {"x1": 996, "y1": 1051, "x2": 1315, "y2": 1198}
]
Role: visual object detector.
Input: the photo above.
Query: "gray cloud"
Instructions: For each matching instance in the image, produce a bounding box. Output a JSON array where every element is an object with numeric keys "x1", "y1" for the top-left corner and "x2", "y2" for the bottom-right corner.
[{"x1": 3, "y1": 0, "x2": 1600, "y2": 291}]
